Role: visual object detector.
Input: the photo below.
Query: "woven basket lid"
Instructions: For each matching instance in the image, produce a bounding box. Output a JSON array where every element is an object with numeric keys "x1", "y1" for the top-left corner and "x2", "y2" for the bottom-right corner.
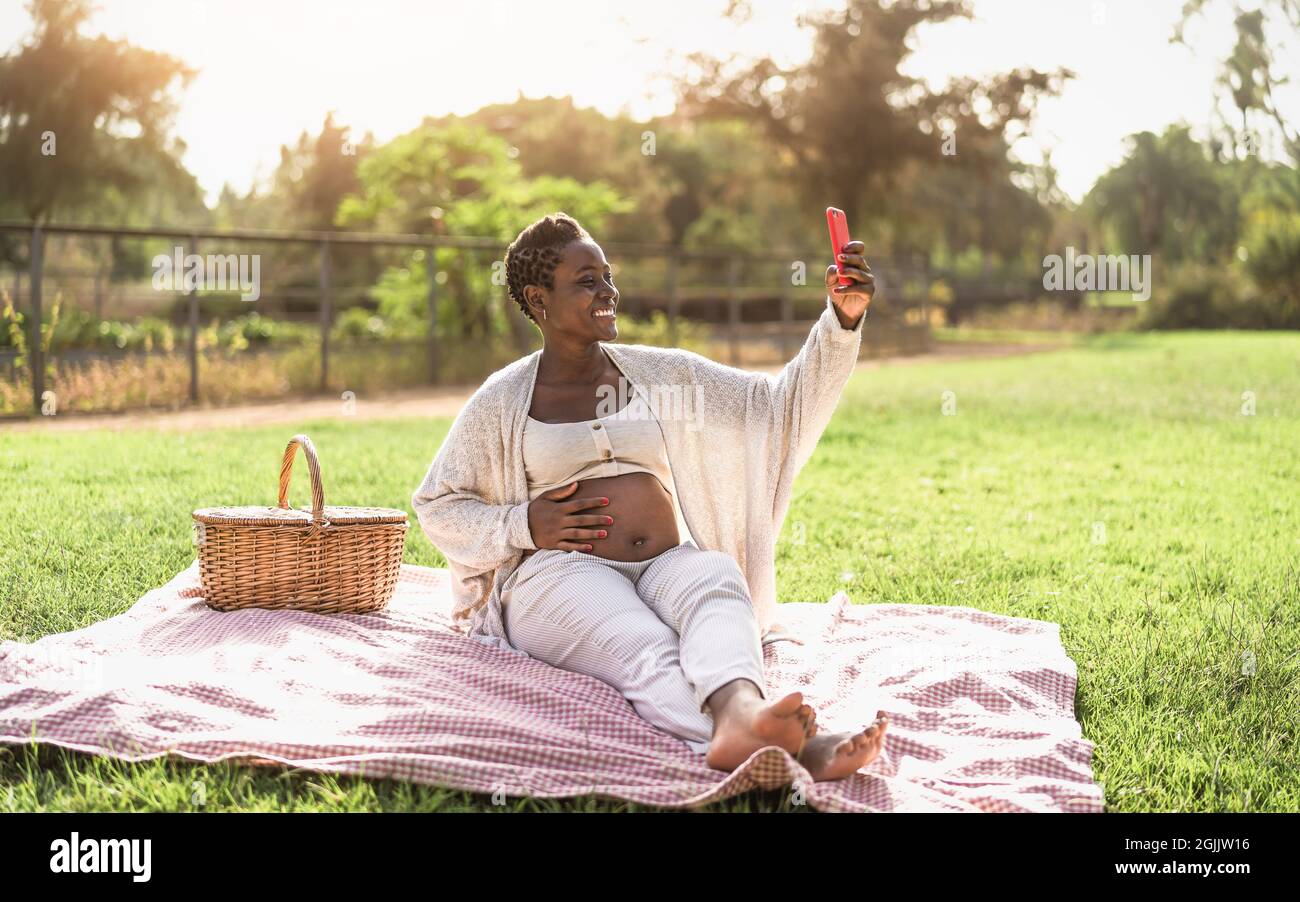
[
  {"x1": 193, "y1": 505, "x2": 408, "y2": 527},
  {"x1": 192, "y1": 435, "x2": 409, "y2": 529}
]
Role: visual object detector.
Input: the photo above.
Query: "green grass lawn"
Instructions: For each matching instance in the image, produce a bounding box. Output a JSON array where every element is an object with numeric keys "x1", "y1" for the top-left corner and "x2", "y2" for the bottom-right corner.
[{"x1": 2, "y1": 330, "x2": 1297, "y2": 812}]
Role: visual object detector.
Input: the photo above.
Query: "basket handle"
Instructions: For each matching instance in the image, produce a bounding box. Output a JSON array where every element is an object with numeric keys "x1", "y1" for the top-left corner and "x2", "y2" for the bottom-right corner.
[{"x1": 278, "y1": 434, "x2": 327, "y2": 526}]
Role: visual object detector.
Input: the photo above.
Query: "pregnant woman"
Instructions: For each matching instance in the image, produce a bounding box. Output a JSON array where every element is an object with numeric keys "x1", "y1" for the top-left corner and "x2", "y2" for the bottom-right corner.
[{"x1": 412, "y1": 212, "x2": 888, "y2": 780}]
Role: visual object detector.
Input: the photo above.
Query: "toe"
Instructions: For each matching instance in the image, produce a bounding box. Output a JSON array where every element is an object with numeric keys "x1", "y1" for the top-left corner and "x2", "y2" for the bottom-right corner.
[{"x1": 772, "y1": 691, "x2": 804, "y2": 716}]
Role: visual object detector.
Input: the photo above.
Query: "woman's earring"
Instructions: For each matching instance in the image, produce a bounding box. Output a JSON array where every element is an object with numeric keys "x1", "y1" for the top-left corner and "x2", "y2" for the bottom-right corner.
[{"x1": 541, "y1": 307, "x2": 547, "y2": 320}]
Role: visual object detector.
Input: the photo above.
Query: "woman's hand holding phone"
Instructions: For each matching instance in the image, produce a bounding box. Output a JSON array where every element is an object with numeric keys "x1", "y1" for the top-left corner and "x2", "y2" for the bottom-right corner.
[{"x1": 824, "y1": 207, "x2": 875, "y2": 330}]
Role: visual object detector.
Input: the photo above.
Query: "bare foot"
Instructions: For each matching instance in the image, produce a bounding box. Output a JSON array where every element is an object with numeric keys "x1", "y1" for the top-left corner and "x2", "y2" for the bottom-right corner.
[
  {"x1": 796, "y1": 711, "x2": 889, "y2": 781},
  {"x1": 705, "y1": 690, "x2": 817, "y2": 771}
]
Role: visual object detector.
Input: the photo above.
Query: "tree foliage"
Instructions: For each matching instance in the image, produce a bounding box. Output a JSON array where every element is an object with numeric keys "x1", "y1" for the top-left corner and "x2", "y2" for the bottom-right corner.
[
  {"x1": 336, "y1": 120, "x2": 631, "y2": 342},
  {"x1": 674, "y1": 0, "x2": 1070, "y2": 257},
  {"x1": 1085, "y1": 125, "x2": 1241, "y2": 264},
  {"x1": 1175, "y1": 0, "x2": 1300, "y2": 164},
  {"x1": 0, "y1": 0, "x2": 199, "y2": 222}
]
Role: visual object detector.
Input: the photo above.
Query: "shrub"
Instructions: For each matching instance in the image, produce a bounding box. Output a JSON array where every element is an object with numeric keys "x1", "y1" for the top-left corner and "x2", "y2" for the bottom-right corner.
[
  {"x1": 1241, "y1": 211, "x2": 1300, "y2": 327},
  {"x1": 331, "y1": 306, "x2": 392, "y2": 342},
  {"x1": 1138, "y1": 261, "x2": 1292, "y2": 330}
]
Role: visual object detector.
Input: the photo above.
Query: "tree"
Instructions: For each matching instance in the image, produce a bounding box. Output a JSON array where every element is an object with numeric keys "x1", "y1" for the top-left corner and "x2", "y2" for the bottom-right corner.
[
  {"x1": 211, "y1": 113, "x2": 373, "y2": 231},
  {"x1": 644, "y1": 117, "x2": 804, "y2": 250},
  {"x1": 337, "y1": 120, "x2": 630, "y2": 344},
  {"x1": 673, "y1": 0, "x2": 1069, "y2": 247},
  {"x1": 1084, "y1": 125, "x2": 1240, "y2": 265},
  {"x1": 0, "y1": 0, "x2": 197, "y2": 222},
  {"x1": 1239, "y1": 163, "x2": 1300, "y2": 322},
  {"x1": 277, "y1": 113, "x2": 373, "y2": 231},
  {"x1": 1175, "y1": 0, "x2": 1300, "y2": 165},
  {"x1": 424, "y1": 96, "x2": 672, "y2": 245},
  {"x1": 449, "y1": 95, "x2": 640, "y2": 189}
]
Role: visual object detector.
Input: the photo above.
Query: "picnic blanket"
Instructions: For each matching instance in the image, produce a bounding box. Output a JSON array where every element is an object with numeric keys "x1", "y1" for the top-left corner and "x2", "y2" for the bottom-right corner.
[{"x1": 0, "y1": 562, "x2": 1103, "y2": 812}]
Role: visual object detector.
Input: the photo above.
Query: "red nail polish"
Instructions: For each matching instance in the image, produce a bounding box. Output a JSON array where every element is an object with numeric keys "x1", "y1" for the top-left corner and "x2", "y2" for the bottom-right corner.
[
  {"x1": 602, "y1": 498, "x2": 609, "y2": 505},
  {"x1": 598, "y1": 530, "x2": 607, "y2": 537},
  {"x1": 605, "y1": 516, "x2": 613, "y2": 524}
]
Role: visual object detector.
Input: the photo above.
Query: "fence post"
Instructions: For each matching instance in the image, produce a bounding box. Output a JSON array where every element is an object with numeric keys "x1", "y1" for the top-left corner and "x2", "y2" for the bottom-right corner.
[
  {"x1": 184, "y1": 236, "x2": 198, "y2": 402},
  {"x1": 185, "y1": 236, "x2": 200, "y2": 403},
  {"x1": 666, "y1": 249, "x2": 679, "y2": 347},
  {"x1": 727, "y1": 255, "x2": 740, "y2": 366},
  {"x1": 920, "y1": 252, "x2": 932, "y2": 352},
  {"x1": 427, "y1": 245, "x2": 439, "y2": 384},
  {"x1": 319, "y1": 239, "x2": 331, "y2": 393},
  {"x1": 28, "y1": 225, "x2": 43, "y2": 416},
  {"x1": 779, "y1": 261, "x2": 793, "y2": 361}
]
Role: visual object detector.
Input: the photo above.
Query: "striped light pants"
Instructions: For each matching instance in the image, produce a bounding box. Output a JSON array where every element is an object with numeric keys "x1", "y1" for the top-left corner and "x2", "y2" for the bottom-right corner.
[{"x1": 499, "y1": 539, "x2": 768, "y2": 756}]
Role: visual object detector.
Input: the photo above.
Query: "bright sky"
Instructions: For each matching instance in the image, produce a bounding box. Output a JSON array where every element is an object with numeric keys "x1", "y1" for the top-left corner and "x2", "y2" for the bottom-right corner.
[{"x1": 1, "y1": 0, "x2": 1294, "y2": 207}]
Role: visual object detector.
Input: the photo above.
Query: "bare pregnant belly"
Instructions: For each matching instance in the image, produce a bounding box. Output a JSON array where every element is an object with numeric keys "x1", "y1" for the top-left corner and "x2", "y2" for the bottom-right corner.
[{"x1": 523, "y1": 471, "x2": 681, "y2": 562}]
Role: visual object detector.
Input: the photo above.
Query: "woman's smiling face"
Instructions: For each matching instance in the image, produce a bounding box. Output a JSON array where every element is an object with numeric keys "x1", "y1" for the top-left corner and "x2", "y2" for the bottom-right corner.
[{"x1": 531, "y1": 238, "x2": 618, "y2": 339}]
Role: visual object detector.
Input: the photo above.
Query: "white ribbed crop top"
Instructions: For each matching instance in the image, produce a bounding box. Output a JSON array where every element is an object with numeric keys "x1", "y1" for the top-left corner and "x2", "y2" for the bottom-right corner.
[{"x1": 523, "y1": 390, "x2": 675, "y2": 502}]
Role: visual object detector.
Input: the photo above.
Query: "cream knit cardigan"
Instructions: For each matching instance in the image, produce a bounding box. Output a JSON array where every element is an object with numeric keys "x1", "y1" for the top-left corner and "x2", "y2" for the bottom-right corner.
[{"x1": 411, "y1": 294, "x2": 865, "y2": 653}]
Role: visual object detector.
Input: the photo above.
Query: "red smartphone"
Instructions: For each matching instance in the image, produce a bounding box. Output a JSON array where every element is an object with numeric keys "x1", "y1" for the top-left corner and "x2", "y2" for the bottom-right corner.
[{"x1": 826, "y1": 206, "x2": 852, "y2": 287}]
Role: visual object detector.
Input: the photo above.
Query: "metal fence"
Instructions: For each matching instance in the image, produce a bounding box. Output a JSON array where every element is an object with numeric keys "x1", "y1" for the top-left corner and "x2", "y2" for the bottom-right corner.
[{"x1": 0, "y1": 221, "x2": 932, "y2": 417}]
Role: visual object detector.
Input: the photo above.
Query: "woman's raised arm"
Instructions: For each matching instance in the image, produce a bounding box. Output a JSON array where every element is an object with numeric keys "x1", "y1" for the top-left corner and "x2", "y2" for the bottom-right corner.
[{"x1": 680, "y1": 245, "x2": 873, "y2": 474}]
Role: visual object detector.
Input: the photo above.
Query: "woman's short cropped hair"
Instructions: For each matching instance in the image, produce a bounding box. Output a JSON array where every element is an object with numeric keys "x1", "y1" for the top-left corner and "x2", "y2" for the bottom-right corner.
[{"x1": 504, "y1": 212, "x2": 591, "y2": 322}]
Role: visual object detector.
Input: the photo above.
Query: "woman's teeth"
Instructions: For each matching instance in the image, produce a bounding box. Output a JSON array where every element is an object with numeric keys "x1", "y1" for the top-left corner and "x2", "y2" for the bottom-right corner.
[{"x1": 593, "y1": 308, "x2": 615, "y2": 317}]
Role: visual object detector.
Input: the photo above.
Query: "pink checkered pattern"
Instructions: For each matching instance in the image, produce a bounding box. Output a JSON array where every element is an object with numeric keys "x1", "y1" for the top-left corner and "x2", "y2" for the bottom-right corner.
[{"x1": 0, "y1": 563, "x2": 1103, "y2": 812}]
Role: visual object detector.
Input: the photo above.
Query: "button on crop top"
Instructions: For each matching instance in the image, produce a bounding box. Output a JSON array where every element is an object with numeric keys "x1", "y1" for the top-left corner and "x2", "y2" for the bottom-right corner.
[{"x1": 523, "y1": 390, "x2": 675, "y2": 501}]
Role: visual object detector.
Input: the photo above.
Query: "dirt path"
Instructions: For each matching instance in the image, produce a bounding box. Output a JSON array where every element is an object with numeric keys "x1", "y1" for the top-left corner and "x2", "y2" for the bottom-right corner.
[{"x1": 2, "y1": 341, "x2": 1065, "y2": 434}]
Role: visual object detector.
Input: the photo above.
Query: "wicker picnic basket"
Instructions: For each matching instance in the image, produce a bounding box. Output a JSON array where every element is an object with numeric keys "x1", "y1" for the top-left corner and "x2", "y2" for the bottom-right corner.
[{"x1": 191, "y1": 434, "x2": 408, "y2": 614}]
